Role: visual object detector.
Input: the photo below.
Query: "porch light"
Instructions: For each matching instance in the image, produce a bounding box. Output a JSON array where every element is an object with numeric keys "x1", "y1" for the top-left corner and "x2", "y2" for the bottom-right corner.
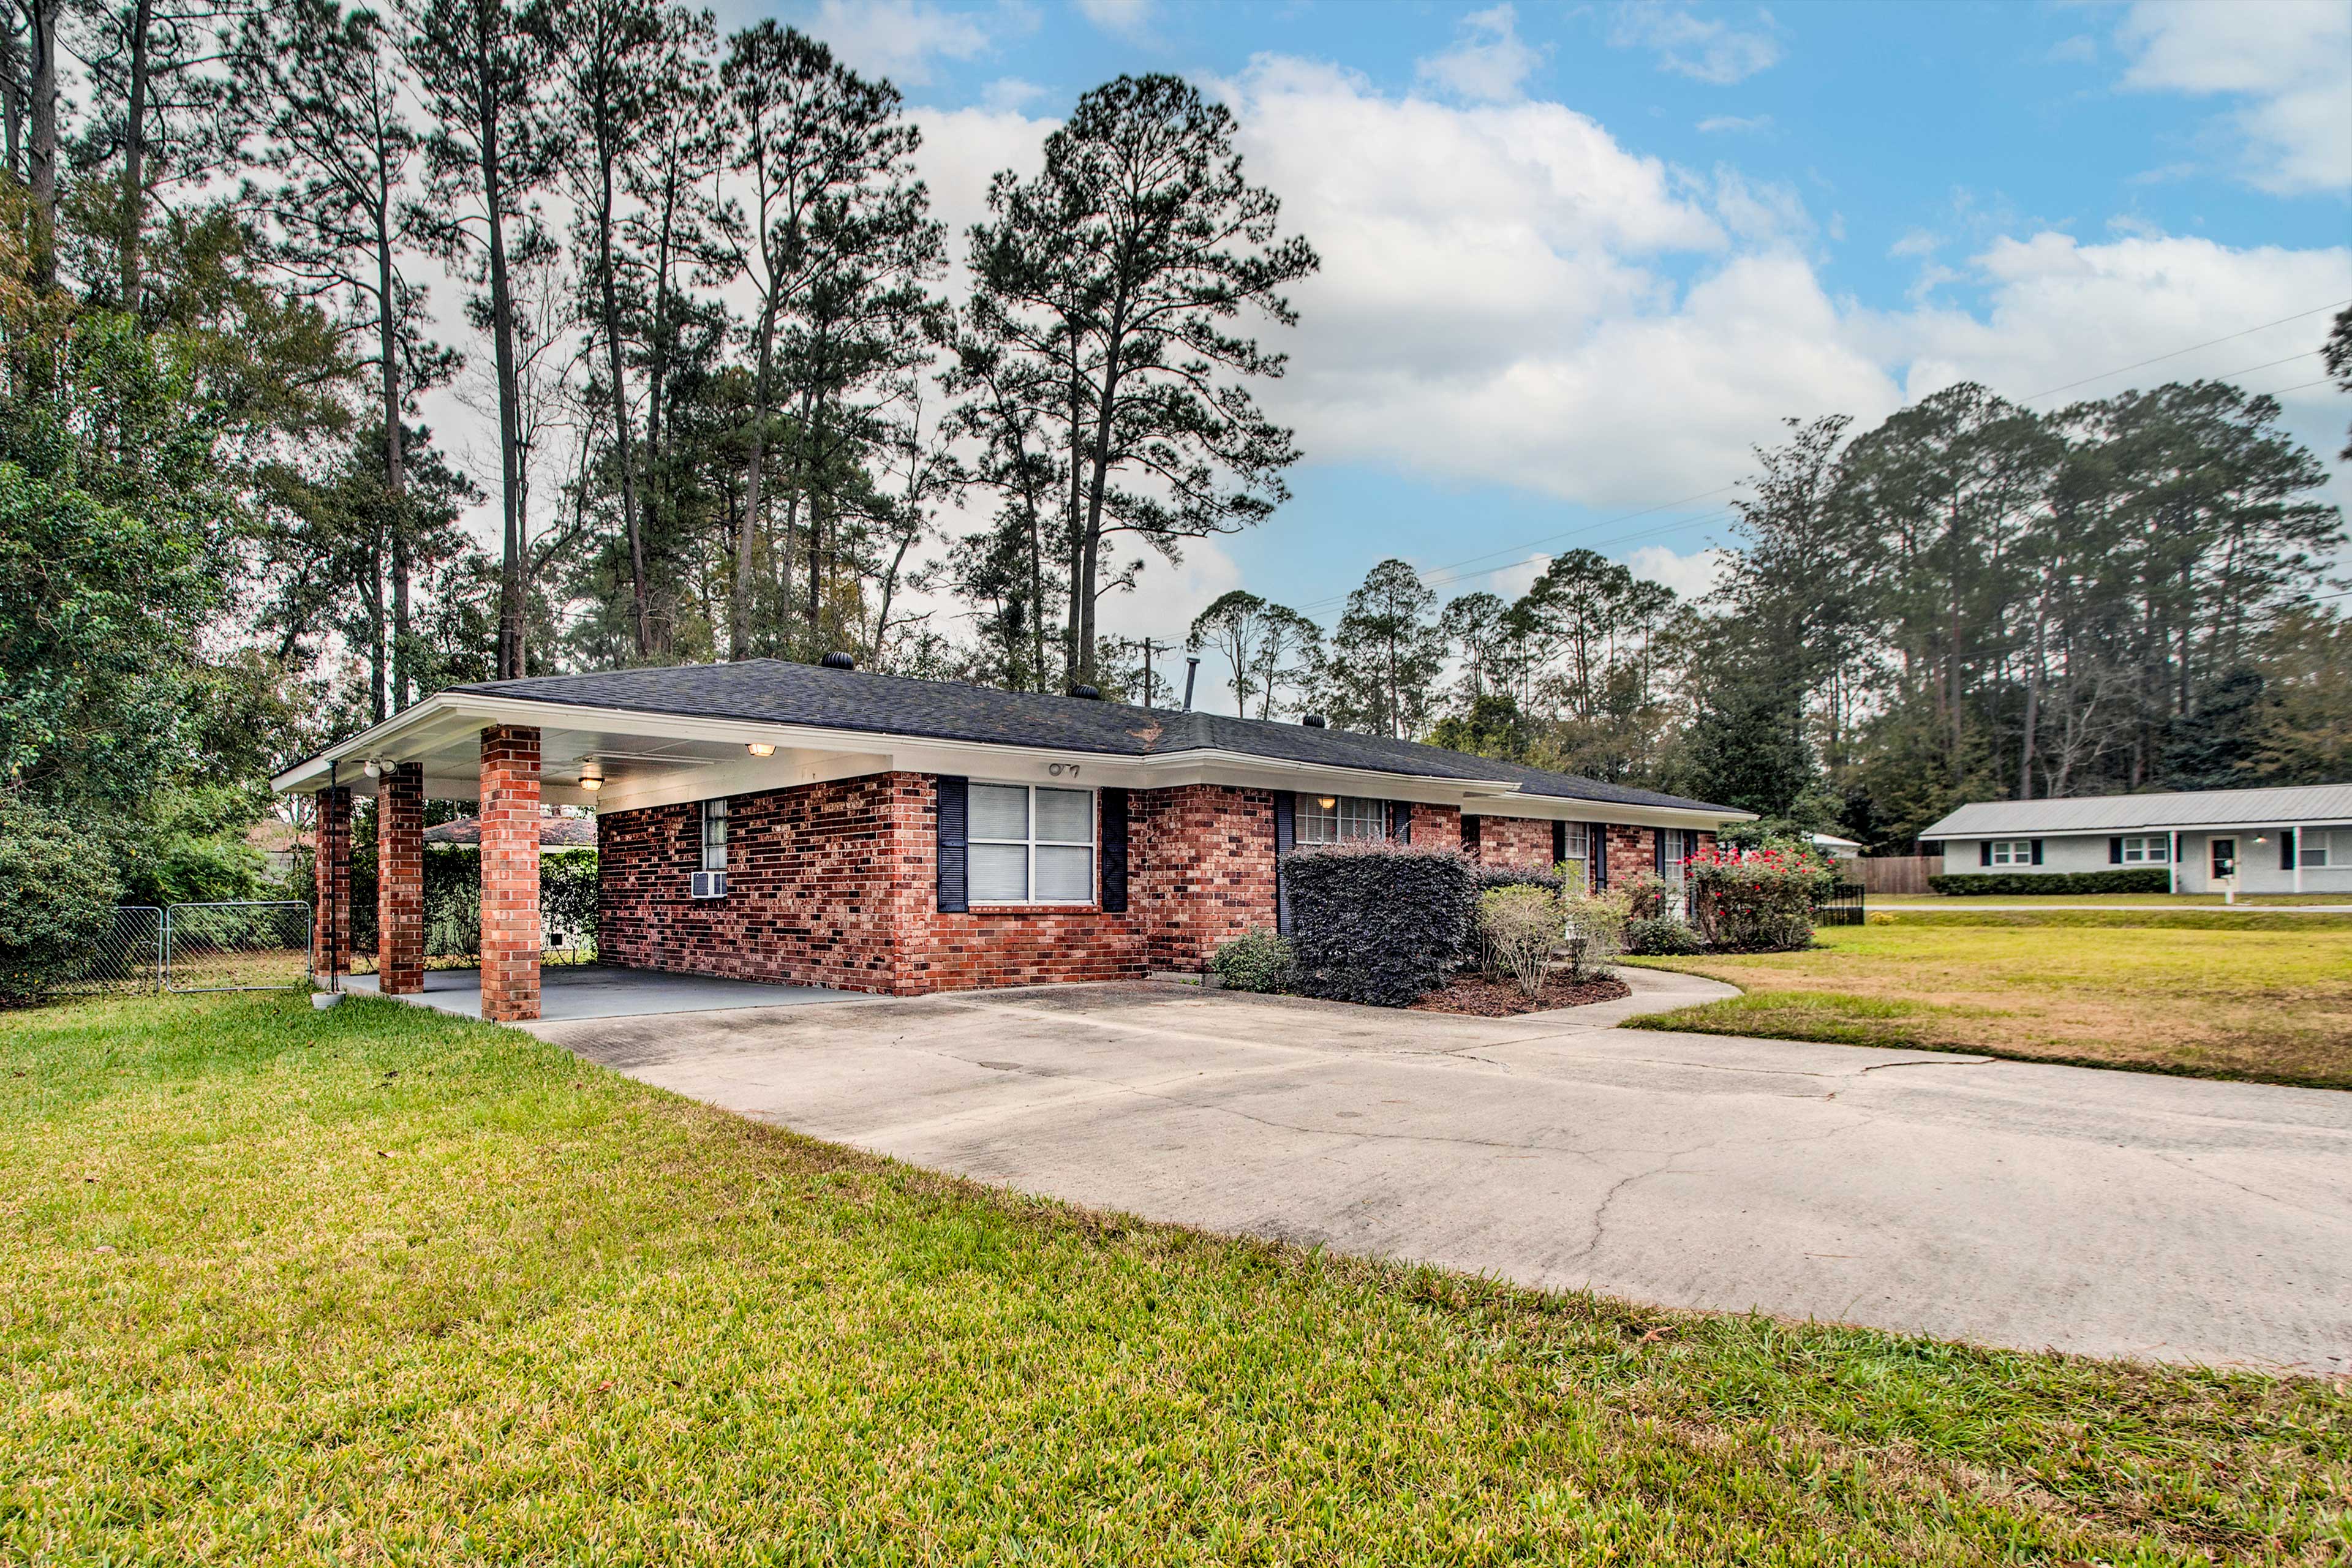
[
  {"x1": 579, "y1": 760, "x2": 604, "y2": 793},
  {"x1": 362, "y1": 758, "x2": 381, "y2": 778},
  {"x1": 746, "y1": 742, "x2": 776, "y2": 758}
]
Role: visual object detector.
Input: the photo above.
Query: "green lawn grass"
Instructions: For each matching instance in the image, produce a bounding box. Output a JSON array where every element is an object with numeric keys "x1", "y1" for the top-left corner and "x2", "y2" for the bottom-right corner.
[
  {"x1": 1869, "y1": 891, "x2": 2350, "y2": 907},
  {"x1": 4, "y1": 993, "x2": 2345, "y2": 1563},
  {"x1": 1626, "y1": 916, "x2": 2352, "y2": 1089}
]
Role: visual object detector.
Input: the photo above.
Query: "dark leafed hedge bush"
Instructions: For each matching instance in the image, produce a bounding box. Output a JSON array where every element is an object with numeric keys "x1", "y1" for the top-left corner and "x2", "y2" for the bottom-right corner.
[
  {"x1": 1471, "y1": 863, "x2": 1563, "y2": 894},
  {"x1": 348, "y1": 848, "x2": 599, "y2": 959},
  {"x1": 1929, "y1": 869, "x2": 2171, "y2": 897},
  {"x1": 1281, "y1": 843, "x2": 1478, "y2": 1007}
]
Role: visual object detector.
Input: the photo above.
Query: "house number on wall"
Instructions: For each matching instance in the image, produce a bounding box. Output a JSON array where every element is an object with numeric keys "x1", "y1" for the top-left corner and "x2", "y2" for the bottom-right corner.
[{"x1": 1046, "y1": 763, "x2": 1082, "y2": 777}]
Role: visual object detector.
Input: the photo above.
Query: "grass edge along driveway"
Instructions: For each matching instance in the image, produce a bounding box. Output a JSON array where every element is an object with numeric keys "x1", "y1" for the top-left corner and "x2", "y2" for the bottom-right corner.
[
  {"x1": 3, "y1": 992, "x2": 2348, "y2": 1565},
  {"x1": 1622, "y1": 912, "x2": 2352, "y2": 1091}
]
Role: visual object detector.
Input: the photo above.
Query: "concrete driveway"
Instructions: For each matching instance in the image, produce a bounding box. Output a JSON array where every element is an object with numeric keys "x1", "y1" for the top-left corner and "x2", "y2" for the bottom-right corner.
[{"x1": 530, "y1": 971, "x2": 2352, "y2": 1374}]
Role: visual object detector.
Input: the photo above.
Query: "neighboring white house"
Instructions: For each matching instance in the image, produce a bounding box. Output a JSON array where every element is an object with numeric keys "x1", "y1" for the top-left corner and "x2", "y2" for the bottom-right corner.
[{"x1": 1921, "y1": 783, "x2": 2352, "y2": 895}]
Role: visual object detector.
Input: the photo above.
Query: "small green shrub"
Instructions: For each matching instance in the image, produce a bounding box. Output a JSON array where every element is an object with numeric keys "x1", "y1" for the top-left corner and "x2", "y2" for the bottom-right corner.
[
  {"x1": 0, "y1": 796, "x2": 123, "y2": 999},
  {"x1": 1209, "y1": 929, "x2": 1294, "y2": 993},
  {"x1": 1623, "y1": 915, "x2": 1704, "y2": 956},
  {"x1": 1929, "y1": 869, "x2": 2172, "y2": 896},
  {"x1": 1477, "y1": 885, "x2": 1561, "y2": 998},
  {"x1": 1559, "y1": 889, "x2": 1630, "y2": 980}
]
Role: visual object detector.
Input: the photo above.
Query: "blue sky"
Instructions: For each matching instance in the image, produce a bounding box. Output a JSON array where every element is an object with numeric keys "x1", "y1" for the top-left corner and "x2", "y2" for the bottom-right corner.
[{"x1": 710, "y1": 0, "x2": 2351, "y2": 693}]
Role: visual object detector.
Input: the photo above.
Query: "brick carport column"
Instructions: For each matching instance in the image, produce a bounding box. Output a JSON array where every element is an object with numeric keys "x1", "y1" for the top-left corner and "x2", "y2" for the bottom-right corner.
[
  {"x1": 312, "y1": 785, "x2": 352, "y2": 982},
  {"x1": 478, "y1": 726, "x2": 541, "y2": 1022},
  {"x1": 377, "y1": 763, "x2": 425, "y2": 995}
]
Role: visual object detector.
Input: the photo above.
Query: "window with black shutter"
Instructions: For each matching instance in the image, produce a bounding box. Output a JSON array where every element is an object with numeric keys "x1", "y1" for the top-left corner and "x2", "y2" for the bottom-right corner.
[
  {"x1": 1100, "y1": 788, "x2": 1129, "y2": 912},
  {"x1": 936, "y1": 775, "x2": 969, "y2": 913}
]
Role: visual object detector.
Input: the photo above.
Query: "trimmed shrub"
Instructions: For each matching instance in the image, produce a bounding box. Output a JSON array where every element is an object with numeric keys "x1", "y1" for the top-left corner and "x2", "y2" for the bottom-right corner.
[
  {"x1": 1559, "y1": 889, "x2": 1629, "y2": 980},
  {"x1": 1472, "y1": 863, "x2": 1564, "y2": 894},
  {"x1": 1209, "y1": 929, "x2": 1294, "y2": 993},
  {"x1": 1281, "y1": 842, "x2": 1478, "y2": 1007},
  {"x1": 0, "y1": 796, "x2": 121, "y2": 1000},
  {"x1": 1477, "y1": 884, "x2": 1560, "y2": 998},
  {"x1": 1621, "y1": 872, "x2": 1671, "y2": 921},
  {"x1": 1623, "y1": 915, "x2": 1703, "y2": 956},
  {"x1": 1929, "y1": 869, "x2": 2171, "y2": 897},
  {"x1": 1687, "y1": 842, "x2": 1836, "y2": 953}
]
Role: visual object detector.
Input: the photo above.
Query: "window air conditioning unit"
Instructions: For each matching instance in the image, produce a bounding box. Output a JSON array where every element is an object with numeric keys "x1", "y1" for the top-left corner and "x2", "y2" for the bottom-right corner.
[{"x1": 690, "y1": 870, "x2": 728, "y2": 899}]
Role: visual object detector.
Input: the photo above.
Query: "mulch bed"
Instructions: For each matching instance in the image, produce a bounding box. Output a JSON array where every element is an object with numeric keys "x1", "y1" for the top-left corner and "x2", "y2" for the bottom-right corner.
[{"x1": 1409, "y1": 973, "x2": 1631, "y2": 1017}]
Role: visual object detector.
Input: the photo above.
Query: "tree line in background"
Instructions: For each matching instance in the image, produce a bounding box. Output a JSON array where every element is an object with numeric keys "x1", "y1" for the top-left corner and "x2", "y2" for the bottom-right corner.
[
  {"x1": 1198, "y1": 364, "x2": 2349, "y2": 850},
  {"x1": 0, "y1": 0, "x2": 2345, "y2": 973}
]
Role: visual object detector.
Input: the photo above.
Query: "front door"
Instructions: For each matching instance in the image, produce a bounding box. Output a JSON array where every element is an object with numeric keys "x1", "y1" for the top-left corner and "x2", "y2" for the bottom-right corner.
[{"x1": 2210, "y1": 838, "x2": 2237, "y2": 881}]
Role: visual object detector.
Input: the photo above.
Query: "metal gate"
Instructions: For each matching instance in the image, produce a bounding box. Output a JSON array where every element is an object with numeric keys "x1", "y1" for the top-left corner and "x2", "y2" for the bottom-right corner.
[
  {"x1": 52, "y1": 905, "x2": 164, "y2": 995},
  {"x1": 164, "y1": 902, "x2": 314, "y2": 993}
]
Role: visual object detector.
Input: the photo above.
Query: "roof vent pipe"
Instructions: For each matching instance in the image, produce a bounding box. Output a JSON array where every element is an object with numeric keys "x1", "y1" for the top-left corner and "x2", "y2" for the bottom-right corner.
[
  {"x1": 1069, "y1": 683, "x2": 1101, "y2": 699},
  {"x1": 819, "y1": 651, "x2": 856, "y2": 670},
  {"x1": 1182, "y1": 656, "x2": 1199, "y2": 712},
  {"x1": 1301, "y1": 714, "x2": 1327, "y2": 728}
]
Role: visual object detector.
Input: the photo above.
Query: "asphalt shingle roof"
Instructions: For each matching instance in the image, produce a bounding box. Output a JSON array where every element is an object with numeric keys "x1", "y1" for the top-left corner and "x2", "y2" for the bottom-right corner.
[{"x1": 451, "y1": 658, "x2": 1741, "y2": 815}]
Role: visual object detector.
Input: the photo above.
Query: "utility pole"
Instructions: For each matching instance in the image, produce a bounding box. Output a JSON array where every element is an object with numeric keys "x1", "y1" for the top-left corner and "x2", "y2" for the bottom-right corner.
[{"x1": 1138, "y1": 638, "x2": 1175, "y2": 709}]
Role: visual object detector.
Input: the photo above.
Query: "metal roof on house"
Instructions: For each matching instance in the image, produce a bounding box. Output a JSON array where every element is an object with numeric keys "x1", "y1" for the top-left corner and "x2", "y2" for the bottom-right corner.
[
  {"x1": 443, "y1": 658, "x2": 1741, "y2": 815},
  {"x1": 1922, "y1": 783, "x2": 2352, "y2": 839}
]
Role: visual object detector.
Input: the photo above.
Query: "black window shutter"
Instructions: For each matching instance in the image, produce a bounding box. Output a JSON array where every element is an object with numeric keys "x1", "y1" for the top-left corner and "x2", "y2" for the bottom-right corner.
[
  {"x1": 2282, "y1": 829, "x2": 2296, "y2": 872},
  {"x1": 1460, "y1": 813, "x2": 1480, "y2": 853},
  {"x1": 1099, "y1": 788, "x2": 1129, "y2": 913},
  {"x1": 2109, "y1": 836, "x2": 2124, "y2": 864},
  {"x1": 1390, "y1": 800, "x2": 1412, "y2": 842},
  {"x1": 1653, "y1": 829, "x2": 1667, "y2": 875},
  {"x1": 1273, "y1": 790, "x2": 1295, "y2": 935},
  {"x1": 1551, "y1": 820, "x2": 1566, "y2": 865},
  {"x1": 2030, "y1": 839, "x2": 2045, "y2": 865},
  {"x1": 1591, "y1": 823, "x2": 1610, "y2": 888},
  {"x1": 935, "y1": 775, "x2": 969, "y2": 913},
  {"x1": 1979, "y1": 840, "x2": 1992, "y2": 867}
]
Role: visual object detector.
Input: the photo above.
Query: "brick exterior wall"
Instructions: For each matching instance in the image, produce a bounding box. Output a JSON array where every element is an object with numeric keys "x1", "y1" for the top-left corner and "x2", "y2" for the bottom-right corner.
[
  {"x1": 1467, "y1": 815, "x2": 1555, "y2": 870},
  {"x1": 1403, "y1": 801, "x2": 1460, "y2": 848},
  {"x1": 1134, "y1": 784, "x2": 1278, "y2": 973},
  {"x1": 1602, "y1": 823, "x2": 1656, "y2": 888},
  {"x1": 596, "y1": 773, "x2": 1279, "y2": 995},
  {"x1": 478, "y1": 725, "x2": 542, "y2": 1022},
  {"x1": 312, "y1": 785, "x2": 352, "y2": 978},
  {"x1": 376, "y1": 763, "x2": 424, "y2": 994}
]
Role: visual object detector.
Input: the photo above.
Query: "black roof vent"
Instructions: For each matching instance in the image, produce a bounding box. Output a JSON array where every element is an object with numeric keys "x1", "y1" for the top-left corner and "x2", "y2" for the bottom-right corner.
[
  {"x1": 1069, "y1": 683, "x2": 1102, "y2": 700},
  {"x1": 1301, "y1": 713, "x2": 1328, "y2": 728},
  {"x1": 819, "y1": 651, "x2": 856, "y2": 670}
]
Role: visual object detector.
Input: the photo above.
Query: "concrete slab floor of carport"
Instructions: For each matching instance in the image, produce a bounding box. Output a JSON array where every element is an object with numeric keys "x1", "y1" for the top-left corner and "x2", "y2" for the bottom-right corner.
[{"x1": 342, "y1": 962, "x2": 865, "y2": 1023}]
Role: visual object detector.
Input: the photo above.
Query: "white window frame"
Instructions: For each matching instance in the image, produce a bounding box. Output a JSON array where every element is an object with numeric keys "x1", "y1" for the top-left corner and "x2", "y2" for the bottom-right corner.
[
  {"x1": 2301, "y1": 827, "x2": 2346, "y2": 869},
  {"x1": 968, "y1": 782, "x2": 1097, "y2": 906},
  {"x1": 1297, "y1": 794, "x2": 1388, "y2": 846},
  {"x1": 701, "y1": 797, "x2": 728, "y2": 873},
  {"x1": 1988, "y1": 839, "x2": 2034, "y2": 866},
  {"x1": 2119, "y1": 834, "x2": 2168, "y2": 864},
  {"x1": 1561, "y1": 823, "x2": 1589, "y2": 864}
]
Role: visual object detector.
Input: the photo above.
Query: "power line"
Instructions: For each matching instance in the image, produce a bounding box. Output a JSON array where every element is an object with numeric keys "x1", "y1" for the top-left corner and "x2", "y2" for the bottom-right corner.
[{"x1": 2018, "y1": 299, "x2": 2348, "y2": 402}]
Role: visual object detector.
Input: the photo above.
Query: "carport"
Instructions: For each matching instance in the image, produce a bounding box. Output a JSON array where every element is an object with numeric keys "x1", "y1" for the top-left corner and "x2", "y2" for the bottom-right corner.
[{"x1": 345, "y1": 962, "x2": 861, "y2": 1023}]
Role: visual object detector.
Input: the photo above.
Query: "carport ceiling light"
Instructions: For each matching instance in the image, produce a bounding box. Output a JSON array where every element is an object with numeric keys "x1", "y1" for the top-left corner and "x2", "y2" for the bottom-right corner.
[
  {"x1": 746, "y1": 742, "x2": 775, "y2": 758},
  {"x1": 579, "y1": 760, "x2": 604, "y2": 792}
]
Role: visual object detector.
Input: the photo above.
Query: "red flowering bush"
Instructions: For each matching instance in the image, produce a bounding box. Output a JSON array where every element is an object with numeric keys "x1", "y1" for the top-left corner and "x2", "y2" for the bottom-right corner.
[{"x1": 1683, "y1": 842, "x2": 1838, "y2": 952}]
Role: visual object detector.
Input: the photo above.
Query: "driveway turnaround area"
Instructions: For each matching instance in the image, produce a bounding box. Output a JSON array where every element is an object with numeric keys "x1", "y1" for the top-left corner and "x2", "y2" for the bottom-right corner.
[{"x1": 531, "y1": 971, "x2": 2352, "y2": 1375}]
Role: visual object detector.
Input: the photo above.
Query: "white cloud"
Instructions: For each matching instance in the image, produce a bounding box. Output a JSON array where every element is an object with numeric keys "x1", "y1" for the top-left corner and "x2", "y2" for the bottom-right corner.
[
  {"x1": 805, "y1": 0, "x2": 1000, "y2": 88},
  {"x1": 1608, "y1": 2, "x2": 1782, "y2": 85},
  {"x1": 1695, "y1": 113, "x2": 1771, "y2": 134},
  {"x1": 2115, "y1": 0, "x2": 2352, "y2": 194},
  {"x1": 1416, "y1": 4, "x2": 1544, "y2": 104},
  {"x1": 1212, "y1": 56, "x2": 2351, "y2": 518},
  {"x1": 1075, "y1": 0, "x2": 1152, "y2": 39},
  {"x1": 908, "y1": 102, "x2": 1056, "y2": 284},
  {"x1": 1626, "y1": 545, "x2": 1731, "y2": 600}
]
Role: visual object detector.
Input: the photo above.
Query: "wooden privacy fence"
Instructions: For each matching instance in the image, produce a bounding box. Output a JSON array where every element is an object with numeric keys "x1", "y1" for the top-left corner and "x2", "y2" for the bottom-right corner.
[{"x1": 1852, "y1": 856, "x2": 1940, "y2": 895}]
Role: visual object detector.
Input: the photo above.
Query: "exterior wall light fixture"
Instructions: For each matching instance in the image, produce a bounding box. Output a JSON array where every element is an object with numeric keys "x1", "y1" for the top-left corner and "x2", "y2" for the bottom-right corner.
[{"x1": 747, "y1": 742, "x2": 777, "y2": 758}]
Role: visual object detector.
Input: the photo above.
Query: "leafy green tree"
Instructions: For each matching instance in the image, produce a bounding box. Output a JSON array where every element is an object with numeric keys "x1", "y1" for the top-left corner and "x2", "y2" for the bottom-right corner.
[
  {"x1": 1321, "y1": 559, "x2": 1441, "y2": 739},
  {"x1": 1429, "y1": 692, "x2": 1533, "y2": 763},
  {"x1": 965, "y1": 74, "x2": 1317, "y2": 685}
]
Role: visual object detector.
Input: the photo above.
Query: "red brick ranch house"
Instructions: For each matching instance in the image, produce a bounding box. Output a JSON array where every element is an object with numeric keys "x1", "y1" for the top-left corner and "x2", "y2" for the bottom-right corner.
[{"x1": 273, "y1": 658, "x2": 1750, "y2": 1022}]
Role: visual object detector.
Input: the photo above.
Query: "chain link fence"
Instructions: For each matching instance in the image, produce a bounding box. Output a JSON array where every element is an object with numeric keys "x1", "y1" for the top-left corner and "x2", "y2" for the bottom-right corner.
[
  {"x1": 48, "y1": 905, "x2": 165, "y2": 996},
  {"x1": 164, "y1": 902, "x2": 315, "y2": 993}
]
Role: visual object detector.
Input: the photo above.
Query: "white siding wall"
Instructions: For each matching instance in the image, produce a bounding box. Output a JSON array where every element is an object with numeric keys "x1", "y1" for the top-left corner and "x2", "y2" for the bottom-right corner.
[{"x1": 1942, "y1": 828, "x2": 2352, "y2": 894}]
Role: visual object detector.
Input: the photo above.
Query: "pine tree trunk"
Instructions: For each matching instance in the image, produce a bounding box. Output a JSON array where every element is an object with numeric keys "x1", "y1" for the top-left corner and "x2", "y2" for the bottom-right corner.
[
  {"x1": 27, "y1": 0, "x2": 58, "y2": 288},
  {"x1": 594, "y1": 145, "x2": 651, "y2": 658},
  {"x1": 119, "y1": 0, "x2": 151, "y2": 312},
  {"x1": 480, "y1": 74, "x2": 527, "y2": 680}
]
